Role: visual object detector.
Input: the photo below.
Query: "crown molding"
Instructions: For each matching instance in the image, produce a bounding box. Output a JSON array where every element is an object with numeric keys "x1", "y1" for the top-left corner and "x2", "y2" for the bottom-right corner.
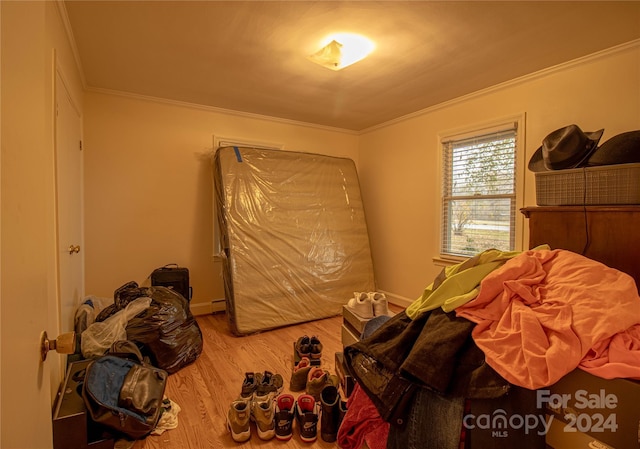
[
  {"x1": 85, "y1": 87, "x2": 359, "y2": 135},
  {"x1": 361, "y1": 39, "x2": 640, "y2": 135},
  {"x1": 55, "y1": 0, "x2": 87, "y2": 89}
]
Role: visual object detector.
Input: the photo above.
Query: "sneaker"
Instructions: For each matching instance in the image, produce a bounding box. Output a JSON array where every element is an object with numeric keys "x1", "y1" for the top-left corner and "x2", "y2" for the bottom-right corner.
[
  {"x1": 240, "y1": 372, "x2": 261, "y2": 399},
  {"x1": 295, "y1": 335, "x2": 311, "y2": 358},
  {"x1": 346, "y1": 292, "x2": 374, "y2": 319},
  {"x1": 290, "y1": 357, "x2": 312, "y2": 392},
  {"x1": 251, "y1": 396, "x2": 276, "y2": 440},
  {"x1": 274, "y1": 394, "x2": 295, "y2": 441},
  {"x1": 295, "y1": 394, "x2": 320, "y2": 443},
  {"x1": 227, "y1": 397, "x2": 251, "y2": 442},
  {"x1": 370, "y1": 292, "x2": 389, "y2": 316},
  {"x1": 309, "y1": 335, "x2": 323, "y2": 359},
  {"x1": 306, "y1": 367, "x2": 339, "y2": 401},
  {"x1": 353, "y1": 291, "x2": 368, "y2": 301},
  {"x1": 256, "y1": 370, "x2": 284, "y2": 398}
]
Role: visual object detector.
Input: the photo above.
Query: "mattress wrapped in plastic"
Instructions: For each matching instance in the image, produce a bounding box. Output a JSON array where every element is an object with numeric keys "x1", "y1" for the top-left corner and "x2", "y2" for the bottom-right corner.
[{"x1": 213, "y1": 146, "x2": 376, "y2": 335}]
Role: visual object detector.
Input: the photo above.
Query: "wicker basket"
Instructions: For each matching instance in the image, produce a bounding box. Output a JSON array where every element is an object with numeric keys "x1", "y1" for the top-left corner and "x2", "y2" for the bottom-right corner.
[{"x1": 535, "y1": 163, "x2": 640, "y2": 206}]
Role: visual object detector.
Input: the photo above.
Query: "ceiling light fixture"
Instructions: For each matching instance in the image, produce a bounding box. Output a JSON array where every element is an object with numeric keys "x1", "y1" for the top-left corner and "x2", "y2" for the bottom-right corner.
[{"x1": 308, "y1": 33, "x2": 375, "y2": 71}]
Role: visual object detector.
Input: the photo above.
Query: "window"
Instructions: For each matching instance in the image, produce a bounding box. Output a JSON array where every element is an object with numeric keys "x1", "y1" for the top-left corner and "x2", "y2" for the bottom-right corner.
[{"x1": 441, "y1": 123, "x2": 518, "y2": 258}]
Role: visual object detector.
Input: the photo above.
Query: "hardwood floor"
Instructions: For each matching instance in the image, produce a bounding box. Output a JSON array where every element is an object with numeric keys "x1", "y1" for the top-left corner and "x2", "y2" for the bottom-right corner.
[{"x1": 132, "y1": 312, "x2": 346, "y2": 449}]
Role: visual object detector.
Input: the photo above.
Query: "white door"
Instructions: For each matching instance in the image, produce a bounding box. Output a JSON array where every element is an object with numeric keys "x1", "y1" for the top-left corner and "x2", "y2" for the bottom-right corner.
[
  {"x1": 52, "y1": 68, "x2": 85, "y2": 388},
  {"x1": 0, "y1": 3, "x2": 70, "y2": 447}
]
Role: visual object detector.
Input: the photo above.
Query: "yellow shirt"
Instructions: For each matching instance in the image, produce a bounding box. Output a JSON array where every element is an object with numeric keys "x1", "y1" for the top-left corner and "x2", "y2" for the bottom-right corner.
[{"x1": 406, "y1": 246, "x2": 550, "y2": 319}]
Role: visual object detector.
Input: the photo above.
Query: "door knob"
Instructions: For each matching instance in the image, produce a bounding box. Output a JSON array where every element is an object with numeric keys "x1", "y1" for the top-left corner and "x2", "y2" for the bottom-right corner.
[
  {"x1": 68, "y1": 245, "x2": 80, "y2": 254},
  {"x1": 40, "y1": 331, "x2": 76, "y2": 362}
]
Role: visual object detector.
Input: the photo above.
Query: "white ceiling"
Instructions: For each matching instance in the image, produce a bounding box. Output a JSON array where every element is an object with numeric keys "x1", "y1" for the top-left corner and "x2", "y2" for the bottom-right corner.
[{"x1": 63, "y1": 1, "x2": 640, "y2": 132}]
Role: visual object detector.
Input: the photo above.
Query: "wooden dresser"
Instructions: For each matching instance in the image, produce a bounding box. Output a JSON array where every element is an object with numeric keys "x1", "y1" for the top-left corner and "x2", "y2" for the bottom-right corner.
[
  {"x1": 522, "y1": 206, "x2": 640, "y2": 449},
  {"x1": 521, "y1": 206, "x2": 640, "y2": 291}
]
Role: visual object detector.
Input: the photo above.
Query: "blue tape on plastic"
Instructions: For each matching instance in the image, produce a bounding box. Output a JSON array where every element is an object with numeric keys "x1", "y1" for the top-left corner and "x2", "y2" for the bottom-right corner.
[{"x1": 233, "y1": 146, "x2": 243, "y2": 162}]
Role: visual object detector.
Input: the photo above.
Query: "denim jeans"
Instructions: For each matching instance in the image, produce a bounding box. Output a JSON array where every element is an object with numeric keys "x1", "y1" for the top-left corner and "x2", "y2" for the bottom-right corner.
[
  {"x1": 361, "y1": 315, "x2": 391, "y2": 339},
  {"x1": 387, "y1": 385, "x2": 545, "y2": 449},
  {"x1": 387, "y1": 386, "x2": 463, "y2": 449}
]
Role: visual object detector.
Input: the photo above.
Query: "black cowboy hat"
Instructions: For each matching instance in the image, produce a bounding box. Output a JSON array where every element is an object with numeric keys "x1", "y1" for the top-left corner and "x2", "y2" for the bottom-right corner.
[
  {"x1": 528, "y1": 124, "x2": 604, "y2": 172},
  {"x1": 585, "y1": 130, "x2": 640, "y2": 166}
]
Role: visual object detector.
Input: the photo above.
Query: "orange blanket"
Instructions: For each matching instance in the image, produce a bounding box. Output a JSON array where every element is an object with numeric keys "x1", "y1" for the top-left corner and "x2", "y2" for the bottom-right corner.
[
  {"x1": 580, "y1": 323, "x2": 640, "y2": 379},
  {"x1": 456, "y1": 249, "x2": 640, "y2": 389}
]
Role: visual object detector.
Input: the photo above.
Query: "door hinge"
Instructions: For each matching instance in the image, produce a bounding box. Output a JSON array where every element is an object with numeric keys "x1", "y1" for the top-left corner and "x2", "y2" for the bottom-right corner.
[{"x1": 79, "y1": 140, "x2": 83, "y2": 151}]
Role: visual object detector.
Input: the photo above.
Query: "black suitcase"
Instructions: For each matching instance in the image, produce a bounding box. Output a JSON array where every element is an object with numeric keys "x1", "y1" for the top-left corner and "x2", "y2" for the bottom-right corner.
[{"x1": 150, "y1": 264, "x2": 191, "y2": 301}]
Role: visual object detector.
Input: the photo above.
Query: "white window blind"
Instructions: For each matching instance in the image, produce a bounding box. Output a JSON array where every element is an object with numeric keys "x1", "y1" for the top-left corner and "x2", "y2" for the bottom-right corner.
[{"x1": 441, "y1": 124, "x2": 517, "y2": 257}]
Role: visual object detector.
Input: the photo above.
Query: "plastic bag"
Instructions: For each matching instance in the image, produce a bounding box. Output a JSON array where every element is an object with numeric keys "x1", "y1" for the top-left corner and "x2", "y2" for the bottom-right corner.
[
  {"x1": 107, "y1": 282, "x2": 203, "y2": 374},
  {"x1": 94, "y1": 281, "x2": 139, "y2": 323},
  {"x1": 74, "y1": 295, "x2": 113, "y2": 335},
  {"x1": 81, "y1": 297, "x2": 152, "y2": 359}
]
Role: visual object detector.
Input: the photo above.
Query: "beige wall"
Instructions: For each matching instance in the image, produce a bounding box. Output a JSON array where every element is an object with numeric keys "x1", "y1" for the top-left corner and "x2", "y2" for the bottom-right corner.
[
  {"x1": 82, "y1": 92, "x2": 359, "y2": 313},
  {"x1": 358, "y1": 43, "x2": 640, "y2": 305}
]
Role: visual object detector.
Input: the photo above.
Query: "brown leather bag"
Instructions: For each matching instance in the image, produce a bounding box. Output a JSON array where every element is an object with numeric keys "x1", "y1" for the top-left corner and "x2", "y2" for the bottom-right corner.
[{"x1": 82, "y1": 340, "x2": 168, "y2": 439}]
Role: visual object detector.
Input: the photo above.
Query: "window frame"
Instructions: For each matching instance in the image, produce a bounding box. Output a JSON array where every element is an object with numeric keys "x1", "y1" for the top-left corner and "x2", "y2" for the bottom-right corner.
[{"x1": 437, "y1": 114, "x2": 526, "y2": 261}]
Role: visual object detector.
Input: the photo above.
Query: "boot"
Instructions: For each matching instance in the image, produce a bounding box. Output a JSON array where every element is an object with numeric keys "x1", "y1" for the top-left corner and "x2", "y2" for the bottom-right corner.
[
  {"x1": 290, "y1": 357, "x2": 312, "y2": 392},
  {"x1": 307, "y1": 367, "x2": 339, "y2": 401},
  {"x1": 320, "y1": 384, "x2": 340, "y2": 442},
  {"x1": 338, "y1": 396, "x2": 348, "y2": 430}
]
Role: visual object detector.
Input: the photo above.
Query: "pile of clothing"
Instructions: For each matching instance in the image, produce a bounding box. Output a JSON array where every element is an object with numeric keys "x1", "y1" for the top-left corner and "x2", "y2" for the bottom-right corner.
[{"x1": 340, "y1": 247, "x2": 640, "y2": 449}]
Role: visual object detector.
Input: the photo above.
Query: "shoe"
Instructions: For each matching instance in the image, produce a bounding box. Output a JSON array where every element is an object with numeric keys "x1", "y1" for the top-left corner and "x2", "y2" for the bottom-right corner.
[
  {"x1": 320, "y1": 384, "x2": 342, "y2": 442},
  {"x1": 274, "y1": 393, "x2": 295, "y2": 441},
  {"x1": 240, "y1": 372, "x2": 261, "y2": 399},
  {"x1": 306, "y1": 367, "x2": 339, "y2": 401},
  {"x1": 227, "y1": 397, "x2": 251, "y2": 442},
  {"x1": 370, "y1": 292, "x2": 389, "y2": 316},
  {"x1": 346, "y1": 292, "x2": 374, "y2": 319},
  {"x1": 353, "y1": 291, "x2": 368, "y2": 301},
  {"x1": 295, "y1": 335, "x2": 311, "y2": 358},
  {"x1": 295, "y1": 394, "x2": 320, "y2": 443},
  {"x1": 251, "y1": 395, "x2": 276, "y2": 440},
  {"x1": 309, "y1": 335, "x2": 323, "y2": 359},
  {"x1": 290, "y1": 357, "x2": 312, "y2": 392},
  {"x1": 305, "y1": 367, "x2": 327, "y2": 401},
  {"x1": 256, "y1": 370, "x2": 284, "y2": 398}
]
